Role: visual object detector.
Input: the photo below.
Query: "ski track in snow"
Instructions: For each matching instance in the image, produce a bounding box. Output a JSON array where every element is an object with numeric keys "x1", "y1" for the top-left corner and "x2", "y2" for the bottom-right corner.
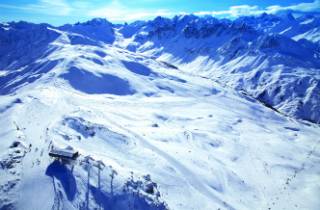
[
  {"x1": 108, "y1": 118, "x2": 237, "y2": 210},
  {"x1": 1, "y1": 77, "x2": 320, "y2": 210}
]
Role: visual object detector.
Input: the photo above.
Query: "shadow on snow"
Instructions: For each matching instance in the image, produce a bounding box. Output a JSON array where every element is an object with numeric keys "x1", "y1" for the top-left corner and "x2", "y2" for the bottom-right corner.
[
  {"x1": 45, "y1": 160, "x2": 77, "y2": 201},
  {"x1": 60, "y1": 67, "x2": 136, "y2": 95}
]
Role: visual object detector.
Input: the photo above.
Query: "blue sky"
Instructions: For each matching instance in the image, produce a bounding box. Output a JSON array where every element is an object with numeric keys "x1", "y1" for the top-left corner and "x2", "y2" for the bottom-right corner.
[{"x1": 0, "y1": 0, "x2": 319, "y2": 25}]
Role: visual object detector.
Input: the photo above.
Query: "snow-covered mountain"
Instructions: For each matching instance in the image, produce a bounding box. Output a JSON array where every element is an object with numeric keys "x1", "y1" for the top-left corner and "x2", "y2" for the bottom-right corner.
[
  {"x1": 0, "y1": 13, "x2": 320, "y2": 210},
  {"x1": 236, "y1": 12, "x2": 320, "y2": 44},
  {"x1": 114, "y1": 14, "x2": 320, "y2": 123},
  {"x1": 2, "y1": 14, "x2": 320, "y2": 123}
]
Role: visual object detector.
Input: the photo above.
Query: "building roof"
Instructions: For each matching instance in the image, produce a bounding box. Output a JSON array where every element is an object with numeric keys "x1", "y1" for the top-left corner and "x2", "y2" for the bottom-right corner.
[{"x1": 49, "y1": 146, "x2": 78, "y2": 159}]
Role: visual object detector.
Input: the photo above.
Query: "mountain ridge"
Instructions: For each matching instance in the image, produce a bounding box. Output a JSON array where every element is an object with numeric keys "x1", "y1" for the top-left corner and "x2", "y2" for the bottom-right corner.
[{"x1": 1, "y1": 12, "x2": 319, "y2": 123}]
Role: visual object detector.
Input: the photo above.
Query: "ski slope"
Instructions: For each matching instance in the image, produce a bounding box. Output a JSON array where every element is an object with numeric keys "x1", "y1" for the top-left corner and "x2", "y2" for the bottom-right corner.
[{"x1": 0, "y1": 13, "x2": 320, "y2": 210}]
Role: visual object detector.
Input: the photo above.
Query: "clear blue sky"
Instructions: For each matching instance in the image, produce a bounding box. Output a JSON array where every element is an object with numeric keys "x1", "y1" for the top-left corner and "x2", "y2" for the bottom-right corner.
[{"x1": 0, "y1": 0, "x2": 319, "y2": 25}]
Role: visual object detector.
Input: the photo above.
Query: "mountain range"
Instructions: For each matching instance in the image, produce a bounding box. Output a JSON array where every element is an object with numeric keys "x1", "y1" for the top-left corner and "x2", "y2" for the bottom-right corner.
[
  {"x1": 0, "y1": 12, "x2": 319, "y2": 210},
  {"x1": 1, "y1": 12, "x2": 319, "y2": 123}
]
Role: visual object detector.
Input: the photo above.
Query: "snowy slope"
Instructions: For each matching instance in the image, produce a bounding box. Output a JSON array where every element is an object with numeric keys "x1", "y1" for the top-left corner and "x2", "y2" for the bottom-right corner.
[
  {"x1": 2, "y1": 14, "x2": 318, "y2": 123},
  {"x1": 0, "y1": 14, "x2": 320, "y2": 210},
  {"x1": 115, "y1": 14, "x2": 320, "y2": 123}
]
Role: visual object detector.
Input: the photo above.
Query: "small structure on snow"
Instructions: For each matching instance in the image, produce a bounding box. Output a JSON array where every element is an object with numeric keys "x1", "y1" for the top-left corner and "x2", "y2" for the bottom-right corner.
[{"x1": 49, "y1": 145, "x2": 79, "y2": 160}]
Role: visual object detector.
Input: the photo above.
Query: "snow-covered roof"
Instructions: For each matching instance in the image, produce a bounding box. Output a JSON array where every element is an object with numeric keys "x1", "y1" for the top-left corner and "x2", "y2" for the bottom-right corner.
[{"x1": 49, "y1": 146, "x2": 78, "y2": 158}]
